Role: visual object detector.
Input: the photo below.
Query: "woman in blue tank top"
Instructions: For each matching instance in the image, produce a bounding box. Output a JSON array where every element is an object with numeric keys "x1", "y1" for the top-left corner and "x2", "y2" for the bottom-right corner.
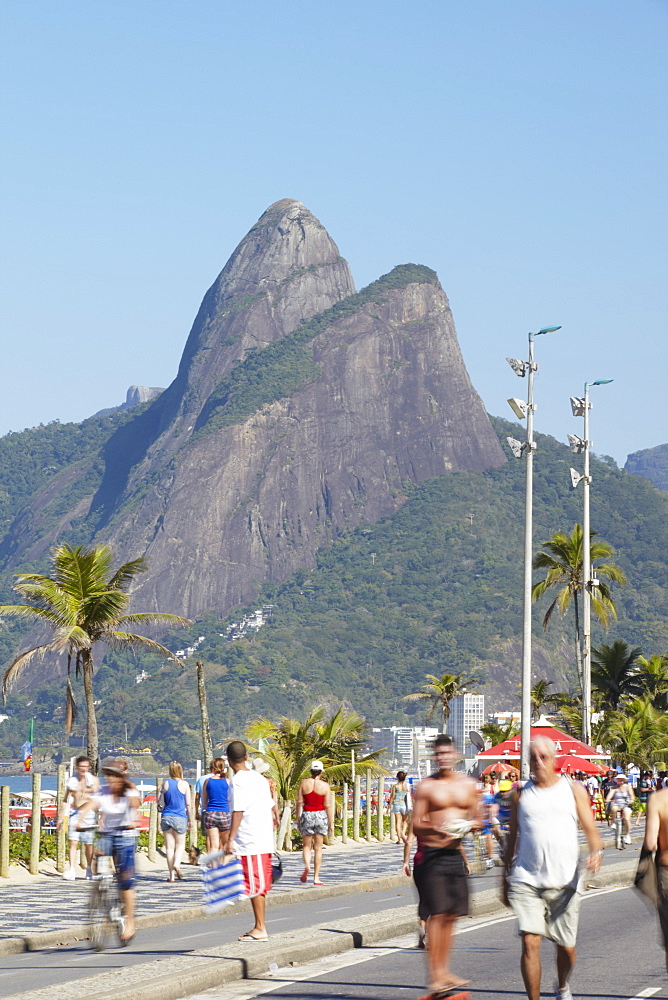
[
  {"x1": 158, "y1": 761, "x2": 194, "y2": 882},
  {"x1": 201, "y1": 757, "x2": 231, "y2": 852}
]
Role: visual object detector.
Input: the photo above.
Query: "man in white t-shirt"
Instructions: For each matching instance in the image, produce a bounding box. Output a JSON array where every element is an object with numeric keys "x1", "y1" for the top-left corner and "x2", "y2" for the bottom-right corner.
[
  {"x1": 58, "y1": 755, "x2": 99, "y2": 880},
  {"x1": 224, "y1": 740, "x2": 279, "y2": 941}
]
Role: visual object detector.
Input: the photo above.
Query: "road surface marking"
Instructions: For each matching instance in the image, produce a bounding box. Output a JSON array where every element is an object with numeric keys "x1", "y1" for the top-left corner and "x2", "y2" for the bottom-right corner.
[
  {"x1": 629, "y1": 990, "x2": 661, "y2": 998},
  {"x1": 377, "y1": 895, "x2": 404, "y2": 901},
  {"x1": 179, "y1": 931, "x2": 215, "y2": 940},
  {"x1": 326, "y1": 905, "x2": 351, "y2": 911}
]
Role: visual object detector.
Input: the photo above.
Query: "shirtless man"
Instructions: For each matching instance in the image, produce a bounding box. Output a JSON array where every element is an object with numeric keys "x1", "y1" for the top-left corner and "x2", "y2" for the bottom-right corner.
[
  {"x1": 412, "y1": 734, "x2": 482, "y2": 996},
  {"x1": 643, "y1": 784, "x2": 668, "y2": 973}
]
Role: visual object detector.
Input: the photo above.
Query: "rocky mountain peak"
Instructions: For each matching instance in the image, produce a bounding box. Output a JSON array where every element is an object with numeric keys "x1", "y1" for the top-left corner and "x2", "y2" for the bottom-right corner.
[{"x1": 92, "y1": 201, "x2": 356, "y2": 512}]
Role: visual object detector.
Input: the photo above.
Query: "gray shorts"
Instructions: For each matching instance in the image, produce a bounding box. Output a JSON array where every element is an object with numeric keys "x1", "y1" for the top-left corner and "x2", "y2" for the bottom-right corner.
[
  {"x1": 299, "y1": 810, "x2": 329, "y2": 837},
  {"x1": 508, "y1": 881, "x2": 581, "y2": 948}
]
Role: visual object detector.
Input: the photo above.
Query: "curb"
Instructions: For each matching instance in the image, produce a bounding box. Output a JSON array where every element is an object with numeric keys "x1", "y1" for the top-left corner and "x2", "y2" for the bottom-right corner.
[
  {"x1": 0, "y1": 872, "x2": 411, "y2": 956},
  {"x1": 4, "y1": 861, "x2": 639, "y2": 1000},
  {"x1": 0, "y1": 831, "x2": 643, "y2": 957}
]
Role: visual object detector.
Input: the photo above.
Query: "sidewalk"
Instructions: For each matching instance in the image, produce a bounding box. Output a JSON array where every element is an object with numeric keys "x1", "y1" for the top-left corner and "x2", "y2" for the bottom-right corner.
[{"x1": 0, "y1": 818, "x2": 644, "y2": 942}]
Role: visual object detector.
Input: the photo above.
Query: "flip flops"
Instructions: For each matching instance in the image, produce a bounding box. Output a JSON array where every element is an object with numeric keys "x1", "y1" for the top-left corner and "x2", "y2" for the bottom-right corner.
[{"x1": 238, "y1": 932, "x2": 269, "y2": 942}]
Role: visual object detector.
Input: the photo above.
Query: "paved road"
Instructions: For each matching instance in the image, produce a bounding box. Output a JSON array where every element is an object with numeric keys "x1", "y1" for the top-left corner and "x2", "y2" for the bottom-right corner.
[
  {"x1": 0, "y1": 843, "x2": 640, "y2": 997},
  {"x1": 2, "y1": 820, "x2": 638, "y2": 938},
  {"x1": 184, "y1": 885, "x2": 667, "y2": 1000}
]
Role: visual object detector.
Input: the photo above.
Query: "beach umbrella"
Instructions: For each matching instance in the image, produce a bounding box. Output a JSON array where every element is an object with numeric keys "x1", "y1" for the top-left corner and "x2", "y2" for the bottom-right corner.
[{"x1": 556, "y1": 754, "x2": 605, "y2": 776}]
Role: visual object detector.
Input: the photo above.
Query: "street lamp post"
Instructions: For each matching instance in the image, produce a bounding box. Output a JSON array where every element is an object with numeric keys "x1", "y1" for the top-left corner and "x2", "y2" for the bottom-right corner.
[
  {"x1": 506, "y1": 326, "x2": 561, "y2": 780},
  {"x1": 568, "y1": 379, "x2": 614, "y2": 746}
]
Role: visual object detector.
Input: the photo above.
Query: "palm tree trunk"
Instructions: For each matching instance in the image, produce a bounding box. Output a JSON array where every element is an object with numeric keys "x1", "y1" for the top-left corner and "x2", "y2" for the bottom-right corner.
[
  {"x1": 82, "y1": 650, "x2": 99, "y2": 773},
  {"x1": 196, "y1": 660, "x2": 213, "y2": 767},
  {"x1": 573, "y1": 592, "x2": 583, "y2": 691}
]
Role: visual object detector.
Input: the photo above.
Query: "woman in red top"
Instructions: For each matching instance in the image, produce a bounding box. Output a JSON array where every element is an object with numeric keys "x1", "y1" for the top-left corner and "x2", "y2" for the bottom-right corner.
[{"x1": 296, "y1": 760, "x2": 334, "y2": 885}]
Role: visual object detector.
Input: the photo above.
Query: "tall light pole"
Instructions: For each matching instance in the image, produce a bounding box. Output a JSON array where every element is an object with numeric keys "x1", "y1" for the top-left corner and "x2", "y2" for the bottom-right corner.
[
  {"x1": 506, "y1": 326, "x2": 561, "y2": 779},
  {"x1": 568, "y1": 379, "x2": 614, "y2": 746}
]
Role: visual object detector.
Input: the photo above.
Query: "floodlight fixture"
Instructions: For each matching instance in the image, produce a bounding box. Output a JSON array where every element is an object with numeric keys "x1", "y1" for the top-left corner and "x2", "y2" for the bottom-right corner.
[
  {"x1": 570, "y1": 396, "x2": 586, "y2": 417},
  {"x1": 506, "y1": 357, "x2": 528, "y2": 378},
  {"x1": 507, "y1": 436, "x2": 525, "y2": 459},
  {"x1": 507, "y1": 397, "x2": 528, "y2": 420},
  {"x1": 568, "y1": 433, "x2": 586, "y2": 454},
  {"x1": 569, "y1": 468, "x2": 584, "y2": 489}
]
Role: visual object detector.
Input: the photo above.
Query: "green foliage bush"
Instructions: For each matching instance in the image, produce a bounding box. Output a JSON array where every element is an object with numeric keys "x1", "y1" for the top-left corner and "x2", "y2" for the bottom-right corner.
[{"x1": 8, "y1": 831, "x2": 58, "y2": 865}]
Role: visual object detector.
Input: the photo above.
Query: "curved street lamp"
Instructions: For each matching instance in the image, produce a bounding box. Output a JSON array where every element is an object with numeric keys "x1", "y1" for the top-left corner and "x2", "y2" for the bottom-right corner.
[
  {"x1": 568, "y1": 378, "x2": 614, "y2": 745},
  {"x1": 506, "y1": 325, "x2": 561, "y2": 779}
]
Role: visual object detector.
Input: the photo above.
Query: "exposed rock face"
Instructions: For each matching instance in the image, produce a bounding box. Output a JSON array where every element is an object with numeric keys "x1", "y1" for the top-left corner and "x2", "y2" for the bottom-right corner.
[
  {"x1": 92, "y1": 385, "x2": 164, "y2": 419},
  {"x1": 92, "y1": 200, "x2": 355, "y2": 512},
  {"x1": 123, "y1": 386, "x2": 164, "y2": 409},
  {"x1": 88, "y1": 201, "x2": 505, "y2": 616},
  {"x1": 625, "y1": 443, "x2": 668, "y2": 492}
]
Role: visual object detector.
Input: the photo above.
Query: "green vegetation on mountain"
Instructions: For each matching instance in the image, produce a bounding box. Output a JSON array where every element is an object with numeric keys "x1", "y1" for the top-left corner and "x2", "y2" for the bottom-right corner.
[
  {"x1": 1, "y1": 416, "x2": 667, "y2": 765},
  {"x1": 194, "y1": 264, "x2": 439, "y2": 437},
  {"x1": 0, "y1": 410, "x2": 138, "y2": 557}
]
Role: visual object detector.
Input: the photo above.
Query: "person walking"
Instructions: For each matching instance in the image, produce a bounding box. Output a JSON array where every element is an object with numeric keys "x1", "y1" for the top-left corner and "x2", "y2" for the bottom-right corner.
[
  {"x1": 224, "y1": 740, "x2": 279, "y2": 941},
  {"x1": 642, "y1": 783, "x2": 668, "y2": 974},
  {"x1": 605, "y1": 773, "x2": 635, "y2": 844},
  {"x1": 201, "y1": 757, "x2": 231, "y2": 853},
  {"x1": 58, "y1": 755, "x2": 99, "y2": 880},
  {"x1": 503, "y1": 736, "x2": 603, "y2": 1000},
  {"x1": 296, "y1": 760, "x2": 333, "y2": 885},
  {"x1": 158, "y1": 761, "x2": 194, "y2": 881},
  {"x1": 389, "y1": 771, "x2": 411, "y2": 844},
  {"x1": 412, "y1": 734, "x2": 481, "y2": 996},
  {"x1": 195, "y1": 760, "x2": 215, "y2": 838}
]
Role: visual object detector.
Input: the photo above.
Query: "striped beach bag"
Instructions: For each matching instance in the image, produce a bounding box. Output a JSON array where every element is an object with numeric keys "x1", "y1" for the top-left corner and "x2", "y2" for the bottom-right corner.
[{"x1": 200, "y1": 851, "x2": 246, "y2": 912}]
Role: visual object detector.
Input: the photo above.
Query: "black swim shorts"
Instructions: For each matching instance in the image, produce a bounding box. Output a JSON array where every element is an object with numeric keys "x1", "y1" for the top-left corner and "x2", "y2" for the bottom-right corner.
[
  {"x1": 658, "y1": 866, "x2": 668, "y2": 950},
  {"x1": 413, "y1": 846, "x2": 469, "y2": 917}
]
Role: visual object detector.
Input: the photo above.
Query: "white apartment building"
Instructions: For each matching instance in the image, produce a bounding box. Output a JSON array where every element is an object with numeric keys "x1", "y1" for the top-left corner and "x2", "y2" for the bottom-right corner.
[
  {"x1": 446, "y1": 694, "x2": 485, "y2": 756},
  {"x1": 370, "y1": 726, "x2": 439, "y2": 769}
]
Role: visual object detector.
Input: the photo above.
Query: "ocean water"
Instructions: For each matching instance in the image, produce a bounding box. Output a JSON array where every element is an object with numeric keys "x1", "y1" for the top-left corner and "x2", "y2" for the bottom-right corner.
[{"x1": 2, "y1": 774, "x2": 58, "y2": 796}]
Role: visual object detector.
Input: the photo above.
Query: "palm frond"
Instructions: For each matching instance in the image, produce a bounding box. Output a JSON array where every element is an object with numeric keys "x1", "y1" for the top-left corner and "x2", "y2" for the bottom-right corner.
[{"x1": 2, "y1": 642, "x2": 59, "y2": 700}]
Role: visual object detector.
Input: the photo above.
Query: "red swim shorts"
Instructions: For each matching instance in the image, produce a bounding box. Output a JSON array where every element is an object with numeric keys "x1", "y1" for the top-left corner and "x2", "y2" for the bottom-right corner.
[{"x1": 240, "y1": 853, "x2": 272, "y2": 897}]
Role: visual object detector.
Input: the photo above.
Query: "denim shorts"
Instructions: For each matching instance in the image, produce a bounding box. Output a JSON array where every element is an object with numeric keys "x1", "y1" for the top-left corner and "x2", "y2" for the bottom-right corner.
[
  {"x1": 95, "y1": 833, "x2": 136, "y2": 891},
  {"x1": 161, "y1": 814, "x2": 188, "y2": 835},
  {"x1": 69, "y1": 826, "x2": 96, "y2": 844}
]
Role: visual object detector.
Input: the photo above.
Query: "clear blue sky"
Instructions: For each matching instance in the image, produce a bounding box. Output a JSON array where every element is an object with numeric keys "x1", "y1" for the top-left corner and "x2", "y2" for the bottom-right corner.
[{"x1": 1, "y1": 0, "x2": 666, "y2": 464}]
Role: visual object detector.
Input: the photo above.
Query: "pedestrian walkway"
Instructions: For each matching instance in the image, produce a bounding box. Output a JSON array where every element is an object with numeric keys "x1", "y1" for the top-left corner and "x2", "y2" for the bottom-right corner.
[{"x1": 0, "y1": 818, "x2": 642, "y2": 939}]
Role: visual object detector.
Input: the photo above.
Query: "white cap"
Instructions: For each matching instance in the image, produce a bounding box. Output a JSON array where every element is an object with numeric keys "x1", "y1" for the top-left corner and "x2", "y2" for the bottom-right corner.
[{"x1": 310, "y1": 760, "x2": 324, "y2": 772}]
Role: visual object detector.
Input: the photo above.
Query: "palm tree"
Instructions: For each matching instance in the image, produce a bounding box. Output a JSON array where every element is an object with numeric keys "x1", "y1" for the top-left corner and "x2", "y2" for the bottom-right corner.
[
  {"x1": 401, "y1": 672, "x2": 474, "y2": 729},
  {"x1": 530, "y1": 679, "x2": 557, "y2": 720},
  {"x1": 245, "y1": 705, "x2": 383, "y2": 807},
  {"x1": 635, "y1": 653, "x2": 668, "y2": 711},
  {"x1": 480, "y1": 717, "x2": 519, "y2": 747},
  {"x1": 600, "y1": 696, "x2": 668, "y2": 769},
  {"x1": 532, "y1": 524, "x2": 626, "y2": 689},
  {"x1": 591, "y1": 640, "x2": 642, "y2": 712},
  {"x1": 1, "y1": 544, "x2": 189, "y2": 770}
]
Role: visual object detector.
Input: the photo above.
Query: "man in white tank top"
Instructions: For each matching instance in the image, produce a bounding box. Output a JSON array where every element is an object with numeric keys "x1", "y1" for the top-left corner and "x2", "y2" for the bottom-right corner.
[{"x1": 502, "y1": 737, "x2": 602, "y2": 1000}]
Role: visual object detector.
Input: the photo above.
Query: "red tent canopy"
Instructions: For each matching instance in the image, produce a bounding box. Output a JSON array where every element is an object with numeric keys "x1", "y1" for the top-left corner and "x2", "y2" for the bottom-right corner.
[
  {"x1": 475, "y1": 716, "x2": 610, "y2": 761},
  {"x1": 481, "y1": 762, "x2": 513, "y2": 775},
  {"x1": 556, "y1": 754, "x2": 606, "y2": 776}
]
